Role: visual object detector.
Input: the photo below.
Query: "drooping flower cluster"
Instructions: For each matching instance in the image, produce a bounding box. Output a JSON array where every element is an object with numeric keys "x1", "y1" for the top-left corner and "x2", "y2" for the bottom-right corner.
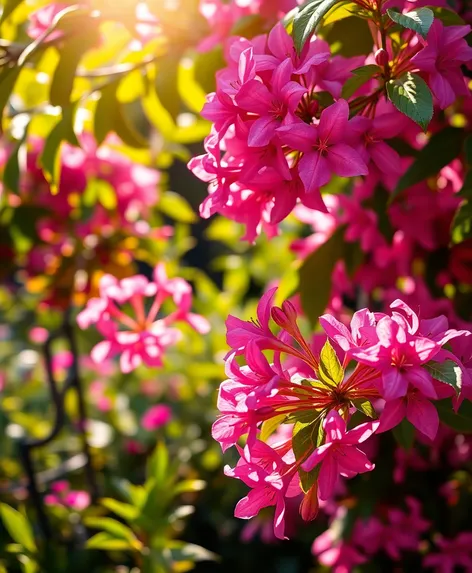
[
  {"x1": 189, "y1": 2, "x2": 472, "y2": 240},
  {"x1": 214, "y1": 288, "x2": 471, "y2": 538},
  {"x1": 77, "y1": 264, "x2": 210, "y2": 373}
]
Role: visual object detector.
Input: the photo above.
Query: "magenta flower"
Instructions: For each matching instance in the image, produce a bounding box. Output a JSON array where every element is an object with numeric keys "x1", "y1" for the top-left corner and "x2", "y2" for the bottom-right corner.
[
  {"x1": 302, "y1": 410, "x2": 378, "y2": 501},
  {"x1": 141, "y1": 404, "x2": 172, "y2": 431},
  {"x1": 423, "y1": 532, "x2": 472, "y2": 572},
  {"x1": 225, "y1": 440, "x2": 300, "y2": 539},
  {"x1": 77, "y1": 264, "x2": 210, "y2": 373},
  {"x1": 45, "y1": 481, "x2": 91, "y2": 512},
  {"x1": 383, "y1": 497, "x2": 430, "y2": 560},
  {"x1": 411, "y1": 20, "x2": 472, "y2": 109},
  {"x1": 235, "y1": 59, "x2": 307, "y2": 147},
  {"x1": 277, "y1": 99, "x2": 368, "y2": 196}
]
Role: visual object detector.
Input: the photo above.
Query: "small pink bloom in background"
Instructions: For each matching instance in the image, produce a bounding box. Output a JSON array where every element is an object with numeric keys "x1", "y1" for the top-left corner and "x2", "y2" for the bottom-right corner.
[
  {"x1": 125, "y1": 439, "x2": 146, "y2": 455},
  {"x1": 27, "y1": 4, "x2": 69, "y2": 40},
  {"x1": 141, "y1": 404, "x2": 172, "y2": 431},
  {"x1": 77, "y1": 264, "x2": 210, "y2": 373},
  {"x1": 423, "y1": 532, "x2": 472, "y2": 572},
  {"x1": 0, "y1": 372, "x2": 5, "y2": 393},
  {"x1": 29, "y1": 327, "x2": 49, "y2": 344},
  {"x1": 89, "y1": 381, "x2": 113, "y2": 412},
  {"x1": 45, "y1": 481, "x2": 90, "y2": 511}
]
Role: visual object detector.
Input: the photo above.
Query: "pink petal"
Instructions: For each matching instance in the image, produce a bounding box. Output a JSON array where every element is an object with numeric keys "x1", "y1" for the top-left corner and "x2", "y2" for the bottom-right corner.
[
  {"x1": 344, "y1": 420, "x2": 380, "y2": 444},
  {"x1": 299, "y1": 151, "x2": 331, "y2": 191},
  {"x1": 406, "y1": 395, "x2": 439, "y2": 440},
  {"x1": 273, "y1": 497, "x2": 287, "y2": 540},
  {"x1": 318, "y1": 455, "x2": 338, "y2": 501},
  {"x1": 302, "y1": 443, "x2": 332, "y2": 472},
  {"x1": 337, "y1": 446, "x2": 375, "y2": 475},
  {"x1": 328, "y1": 143, "x2": 368, "y2": 177},
  {"x1": 235, "y1": 80, "x2": 272, "y2": 114},
  {"x1": 248, "y1": 115, "x2": 278, "y2": 147},
  {"x1": 405, "y1": 367, "x2": 437, "y2": 399},
  {"x1": 319, "y1": 314, "x2": 353, "y2": 351},
  {"x1": 91, "y1": 340, "x2": 113, "y2": 363},
  {"x1": 318, "y1": 99, "x2": 349, "y2": 144},
  {"x1": 370, "y1": 141, "x2": 401, "y2": 175},
  {"x1": 378, "y1": 398, "x2": 406, "y2": 433},
  {"x1": 277, "y1": 123, "x2": 317, "y2": 153},
  {"x1": 382, "y1": 368, "x2": 409, "y2": 400},
  {"x1": 234, "y1": 487, "x2": 275, "y2": 519},
  {"x1": 430, "y1": 71, "x2": 456, "y2": 109},
  {"x1": 323, "y1": 410, "x2": 346, "y2": 441}
]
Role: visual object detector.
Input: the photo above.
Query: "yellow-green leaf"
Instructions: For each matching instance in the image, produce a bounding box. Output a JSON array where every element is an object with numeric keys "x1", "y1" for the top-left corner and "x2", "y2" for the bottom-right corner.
[
  {"x1": 319, "y1": 340, "x2": 344, "y2": 386},
  {"x1": 0, "y1": 504, "x2": 36, "y2": 554}
]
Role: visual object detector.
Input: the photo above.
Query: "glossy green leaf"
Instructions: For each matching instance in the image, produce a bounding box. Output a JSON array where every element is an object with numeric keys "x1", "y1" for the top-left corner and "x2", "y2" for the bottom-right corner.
[
  {"x1": 387, "y1": 7, "x2": 434, "y2": 38},
  {"x1": 292, "y1": 417, "x2": 324, "y2": 492},
  {"x1": 173, "y1": 479, "x2": 206, "y2": 495},
  {"x1": 429, "y1": 6, "x2": 465, "y2": 26},
  {"x1": 319, "y1": 340, "x2": 344, "y2": 386},
  {"x1": 292, "y1": 0, "x2": 340, "y2": 54},
  {"x1": 260, "y1": 414, "x2": 287, "y2": 442},
  {"x1": 351, "y1": 399, "x2": 377, "y2": 419},
  {"x1": 436, "y1": 399, "x2": 472, "y2": 433},
  {"x1": 387, "y1": 71, "x2": 433, "y2": 132},
  {"x1": 0, "y1": 65, "x2": 21, "y2": 132},
  {"x1": 392, "y1": 127, "x2": 463, "y2": 199},
  {"x1": 0, "y1": 504, "x2": 36, "y2": 553},
  {"x1": 424, "y1": 360, "x2": 462, "y2": 394},
  {"x1": 342, "y1": 64, "x2": 380, "y2": 99},
  {"x1": 147, "y1": 442, "x2": 170, "y2": 486}
]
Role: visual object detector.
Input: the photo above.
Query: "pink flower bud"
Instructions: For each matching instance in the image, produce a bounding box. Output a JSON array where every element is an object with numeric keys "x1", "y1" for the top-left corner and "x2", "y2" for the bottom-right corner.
[{"x1": 375, "y1": 48, "x2": 389, "y2": 67}]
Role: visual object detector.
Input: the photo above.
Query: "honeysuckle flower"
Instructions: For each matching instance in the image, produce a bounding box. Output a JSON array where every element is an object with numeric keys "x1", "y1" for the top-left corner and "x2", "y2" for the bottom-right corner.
[
  {"x1": 411, "y1": 20, "x2": 472, "y2": 109},
  {"x1": 302, "y1": 410, "x2": 378, "y2": 500}
]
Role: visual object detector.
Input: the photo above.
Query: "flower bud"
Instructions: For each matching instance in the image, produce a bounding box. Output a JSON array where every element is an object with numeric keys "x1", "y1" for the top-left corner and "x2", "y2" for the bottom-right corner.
[{"x1": 375, "y1": 48, "x2": 389, "y2": 67}]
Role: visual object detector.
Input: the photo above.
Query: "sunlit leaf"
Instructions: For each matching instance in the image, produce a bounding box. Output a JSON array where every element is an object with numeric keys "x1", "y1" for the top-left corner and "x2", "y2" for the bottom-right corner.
[{"x1": 0, "y1": 504, "x2": 36, "y2": 553}]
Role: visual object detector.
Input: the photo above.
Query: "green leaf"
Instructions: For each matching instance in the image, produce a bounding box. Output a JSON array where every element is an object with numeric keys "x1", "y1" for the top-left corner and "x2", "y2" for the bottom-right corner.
[
  {"x1": 158, "y1": 191, "x2": 196, "y2": 223},
  {"x1": 0, "y1": 65, "x2": 21, "y2": 132},
  {"x1": 351, "y1": 399, "x2": 377, "y2": 418},
  {"x1": 96, "y1": 179, "x2": 118, "y2": 210},
  {"x1": 147, "y1": 442, "x2": 169, "y2": 485},
  {"x1": 298, "y1": 226, "x2": 345, "y2": 326},
  {"x1": 170, "y1": 541, "x2": 219, "y2": 563},
  {"x1": 424, "y1": 360, "x2": 462, "y2": 394},
  {"x1": 292, "y1": 417, "x2": 325, "y2": 492},
  {"x1": 173, "y1": 480, "x2": 206, "y2": 495},
  {"x1": 8, "y1": 206, "x2": 44, "y2": 253},
  {"x1": 436, "y1": 399, "x2": 472, "y2": 433},
  {"x1": 392, "y1": 418, "x2": 415, "y2": 450},
  {"x1": 0, "y1": 0, "x2": 23, "y2": 24},
  {"x1": 292, "y1": 0, "x2": 340, "y2": 54},
  {"x1": 319, "y1": 340, "x2": 344, "y2": 386},
  {"x1": 392, "y1": 127, "x2": 463, "y2": 200},
  {"x1": 386, "y1": 71, "x2": 433, "y2": 132},
  {"x1": 260, "y1": 414, "x2": 287, "y2": 442},
  {"x1": 342, "y1": 65, "x2": 380, "y2": 99},
  {"x1": 100, "y1": 498, "x2": 139, "y2": 522},
  {"x1": 94, "y1": 81, "x2": 147, "y2": 148},
  {"x1": 50, "y1": 25, "x2": 100, "y2": 107},
  {"x1": 155, "y1": 52, "x2": 182, "y2": 121},
  {"x1": 84, "y1": 517, "x2": 137, "y2": 543},
  {"x1": 387, "y1": 7, "x2": 434, "y2": 39},
  {"x1": 429, "y1": 6, "x2": 465, "y2": 26},
  {"x1": 86, "y1": 532, "x2": 136, "y2": 551},
  {"x1": 451, "y1": 200, "x2": 472, "y2": 244},
  {"x1": 38, "y1": 104, "x2": 79, "y2": 193},
  {"x1": 3, "y1": 128, "x2": 28, "y2": 194},
  {"x1": 0, "y1": 505, "x2": 36, "y2": 553}
]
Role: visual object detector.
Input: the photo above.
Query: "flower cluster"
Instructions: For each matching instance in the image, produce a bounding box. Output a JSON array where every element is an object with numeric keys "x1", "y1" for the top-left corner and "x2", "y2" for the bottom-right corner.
[
  {"x1": 77, "y1": 264, "x2": 210, "y2": 373},
  {"x1": 214, "y1": 289, "x2": 471, "y2": 538},
  {"x1": 189, "y1": 2, "x2": 472, "y2": 241}
]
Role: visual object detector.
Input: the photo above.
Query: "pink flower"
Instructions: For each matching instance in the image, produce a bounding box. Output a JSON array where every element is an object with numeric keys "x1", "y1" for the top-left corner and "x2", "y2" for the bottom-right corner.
[
  {"x1": 45, "y1": 481, "x2": 90, "y2": 512},
  {"x1": 141, "y1": 404, "x2": 172, "y2": 431},
  {"x1": 225, "y1": 440, "x2": 300, "y2": 539},
  {"x1": 277, "y1": 99, "x2": 368, "y2": 200},
  {"x1": 383, "y1": 497, "x2": 430, "y2": 559},
  {"x1": 424, "y1": 532, "x2": 472, "y2": 572},
  {"x1": 302, "y1": 410, "x2": 378, "y2": 500},
  {"x1": 411, "y1": 20, "x2": 472, "y2": 109},
  {"x1": 77, "y1": 264, "x2": 210, "y2": 373}
]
